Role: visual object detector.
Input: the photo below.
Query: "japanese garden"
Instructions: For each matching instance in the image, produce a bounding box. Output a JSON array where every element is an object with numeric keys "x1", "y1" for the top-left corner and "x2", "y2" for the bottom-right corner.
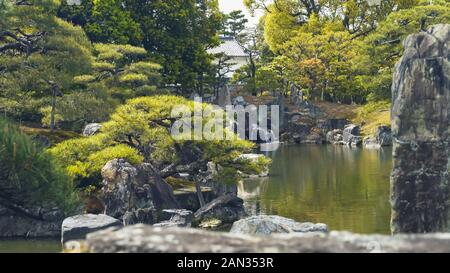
[{"x1": 0, "y1": 0, "x2": 449, "y2": 253}]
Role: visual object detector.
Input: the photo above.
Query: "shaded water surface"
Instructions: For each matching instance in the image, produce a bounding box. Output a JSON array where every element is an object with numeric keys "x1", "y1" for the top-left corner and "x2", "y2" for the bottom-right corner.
[
  {"x1": 239, "y1": 145, "x2": 392, "y2": 234},
  {"x1": 0, "y1": 239, "x2": 60, "y2": 253}
]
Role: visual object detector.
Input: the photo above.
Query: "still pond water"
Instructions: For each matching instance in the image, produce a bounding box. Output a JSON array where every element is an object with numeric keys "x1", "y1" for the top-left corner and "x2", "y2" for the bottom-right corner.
[
  {"x1": 240, "y1": 145, "x2": 392, "y2": 235},
  {"x1": 0, "y1": 144, "x2": 393, "y2": 252}
]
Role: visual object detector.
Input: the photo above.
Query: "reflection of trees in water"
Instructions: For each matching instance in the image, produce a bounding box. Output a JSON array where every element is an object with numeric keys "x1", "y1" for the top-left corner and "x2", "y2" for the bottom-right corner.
[
  {"x1": 241, "y1": 145, "x2": 393, "y2": 234},
  {"x1": 238, "y1": 178, "x2": 270, "y2": 216}
]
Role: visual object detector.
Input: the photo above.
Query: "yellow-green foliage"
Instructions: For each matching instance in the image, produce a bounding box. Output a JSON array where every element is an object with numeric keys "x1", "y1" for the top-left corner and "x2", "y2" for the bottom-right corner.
[
  {"x1": 353, "y1": 101, "x2": 391, "y2": 136},
  {"x1": 50, "y1": 95, "x2": 269, "y2": 188}
]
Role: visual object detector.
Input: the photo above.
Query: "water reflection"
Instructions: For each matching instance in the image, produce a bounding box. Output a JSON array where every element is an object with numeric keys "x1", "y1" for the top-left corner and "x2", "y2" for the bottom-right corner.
[{"x1": 239, "y1": 145, "x2": 392, "y2": 234}]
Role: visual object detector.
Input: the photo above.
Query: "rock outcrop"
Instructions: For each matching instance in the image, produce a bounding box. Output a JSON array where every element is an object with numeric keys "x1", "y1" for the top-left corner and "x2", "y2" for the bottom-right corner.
[
  {"x1": 0, "y1": 204, "x2": 64, "y2": 238},
  {"x1": 82, "y1": 123, "x2": 102, "y2": 136},
  {"x1": 230, "y1": 215, "x2": 328, "y2": 235},
  {"x1": 363, "y1": 126, "x2": 393, "y2": 149},
  {"x1": 343, "y1": 124, "x2": 362, "y2": 147},
  {"x1": 193, "y1": 194, "x2": 246, "y2": 227},
  {"x1": 101, "y1": 159, "x2": 178, "y2": 225},
  {"x1": 61, "y1": 214, "x2": 122, "y2": 244},
  {"x1": 86, "y1": 225, "x2": 450, "y2": 253},
  {"x1": 326, "y1": 129, "x2": 344, "y2": 145},
  {"x1": 391, "y1": 24, "x2": 450, "y2": 233}
]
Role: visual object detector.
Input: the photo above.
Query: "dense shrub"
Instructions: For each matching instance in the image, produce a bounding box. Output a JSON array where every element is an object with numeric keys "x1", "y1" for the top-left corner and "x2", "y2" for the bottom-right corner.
[
  {"x1": 50, "y1": 95, "x2": 270, "y2": 188},
  {"x1": 0, "y1": 118, "x2": 78, "y2": 213}
]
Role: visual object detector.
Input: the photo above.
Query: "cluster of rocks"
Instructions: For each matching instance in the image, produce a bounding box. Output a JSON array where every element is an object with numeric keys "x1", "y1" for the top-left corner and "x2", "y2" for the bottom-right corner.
[
  {"x1": 326, "y1": 124, "x2": 362, "y2": 147},
  {"x1": 61, "y1": 213, "x2": 329, "y2": 247}
]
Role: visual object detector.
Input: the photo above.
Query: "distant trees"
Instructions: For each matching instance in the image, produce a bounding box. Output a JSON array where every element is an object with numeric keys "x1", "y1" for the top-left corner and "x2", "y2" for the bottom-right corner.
[
  {"x1": 50, "y1": 95, "x2": 270, "y2": 204},
  {"x1": 58, "y1": 0, "x2": 224, "y2": 95},
  {"x1": 74, "y1": 43, "x2": 162, "y2": 102},
  {"x1": 242, "y1": 0, "x2": 450, "y2": 103},
  {"x1": 223, "y1": 10, "x2": 249, "y2": 42}
]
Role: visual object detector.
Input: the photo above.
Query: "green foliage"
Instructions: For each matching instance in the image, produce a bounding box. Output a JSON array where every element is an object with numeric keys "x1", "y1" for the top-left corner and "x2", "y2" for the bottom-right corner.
[
  {"x1": 51, "y1": 95, "x2": 268, "y2": 187},
  {"x1": 0, "y1": 118, "x2": 78, "y2": 213},
  {"x1": 222, "y1": 10, "x2": 249, "y2": 42},
  {"x1": 362, "y1": 4, "x2": 450, "y2": 100},
  {"x1": 248, "y1": 0, "x2": 449, "y2": 103},
  {"x1": 58, "y1": 0, "x2": 143, "y2": 45},
  {"x1": 40, "y1": 92, "x2": 116, "y2": 131},
  {"x1": 352, "y1": 101, "x2": 391, "y2": 136},
  {"x1": 58, "y1": 0, "x2": 224, "y2": 94},
  {"x1": 77, "y1": 43, "x2": 162, "y2": 102},
  {"x1": 0, "y1": 0, "x2": 92, "y2": 122}
]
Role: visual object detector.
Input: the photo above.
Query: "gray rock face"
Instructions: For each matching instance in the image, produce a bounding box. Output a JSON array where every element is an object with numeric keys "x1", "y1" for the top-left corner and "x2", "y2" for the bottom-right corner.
[
  {"x1": 343, "y1": 124, "x2": 362, "y2": 147},
  {"x1": 0, "y1": 205, "x2": 63, "y2": 238},
  {"x1": 193, "y1": 194, "x2": 246, "y2": 226},
  {"x1": 391, "y1": 24, "x2": 450, "y2": 233},
  {"x1": 61, "y1": 214, "x2": 122, "y2": 244},
  {"x1": 86, "y1": 225, "x2": 450, "y2": 253},
  {"x1": 326, "y1": 129, "x2": 343, "y2": 145},
  {"x1": 82, "y1": 123, "x2": 102, "y2": 136},
  {"x1": 101, "y1": 159, "x2": 178, "y2": 225},
  {"x1": 230, "y1": 215, "x2": 328, "y2": 235},
  {"x1": 362, "y1": 126, "x2": 393, "y2": 149},
  {"x1": 376, "y1": 126, "x2": 392, "y2": 147}
]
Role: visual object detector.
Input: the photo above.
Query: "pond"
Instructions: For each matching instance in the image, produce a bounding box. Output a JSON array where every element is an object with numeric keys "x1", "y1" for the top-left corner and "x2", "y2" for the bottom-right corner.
[
  {"x1": 0, "y1": 144, "x2": 393, "y2": 252},
  {"x1": 239, "y1": 145, "x2": 393, "y2": 235},
  {"x1": 0, "y1": 239, "x2": 60, "y2": 253}
]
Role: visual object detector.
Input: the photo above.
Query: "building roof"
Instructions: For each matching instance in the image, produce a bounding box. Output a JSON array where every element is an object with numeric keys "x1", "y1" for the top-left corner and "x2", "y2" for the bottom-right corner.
[{"x1": 208, "y1": 36, "x2": 248, "y2": 57}]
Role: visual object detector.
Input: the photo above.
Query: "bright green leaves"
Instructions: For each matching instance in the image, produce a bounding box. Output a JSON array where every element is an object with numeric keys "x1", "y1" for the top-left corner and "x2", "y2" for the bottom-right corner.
[{"x1": 51, "y1": 95, "x2": 267, "y2": 187}]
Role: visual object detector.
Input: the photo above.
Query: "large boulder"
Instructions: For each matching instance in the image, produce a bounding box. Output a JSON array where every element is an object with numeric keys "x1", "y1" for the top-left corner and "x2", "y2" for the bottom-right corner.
[
  {"x1": 101, "y1": 159, "x2": 178, "y2": 225},
  {"x1": 326, "y1": 129, "x2": 343, "y2": 145},
  {"x1": 61, "y1": 214, "x2": 122, "y2": 244},
  {"x1": 86, "y1": 225, "x2": 450, "y2": 253},
  {"x1": 343, "y1": 124, "x2": 362, "y2": 147},
  {"x1": 82, "y1": 123, "x2": 102, "y2": 137},
  {"x1": 390, "y1": 24, "x2": 450, "y2": 233},
  {"x1": 376, "y1": 126, "x2": 392, "y2": 147},
  {"x1": 230, "y1": 215, "x2": 328, "y2": 235},
  {"x1": 193, "y1": 194, "x2": 246, "y2": 226}
]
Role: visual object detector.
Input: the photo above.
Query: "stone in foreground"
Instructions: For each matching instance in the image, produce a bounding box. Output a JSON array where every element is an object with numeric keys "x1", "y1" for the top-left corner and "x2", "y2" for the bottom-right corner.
[
  {"x1": 86, "y1": 225, "x2": 450, "y2": 253},
  {"x1": 61, "y1": 214, "x2": 122, "y2": 244},
  {"x1": 230, "y1": 215, "x2": 328, "y2": 235}
]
